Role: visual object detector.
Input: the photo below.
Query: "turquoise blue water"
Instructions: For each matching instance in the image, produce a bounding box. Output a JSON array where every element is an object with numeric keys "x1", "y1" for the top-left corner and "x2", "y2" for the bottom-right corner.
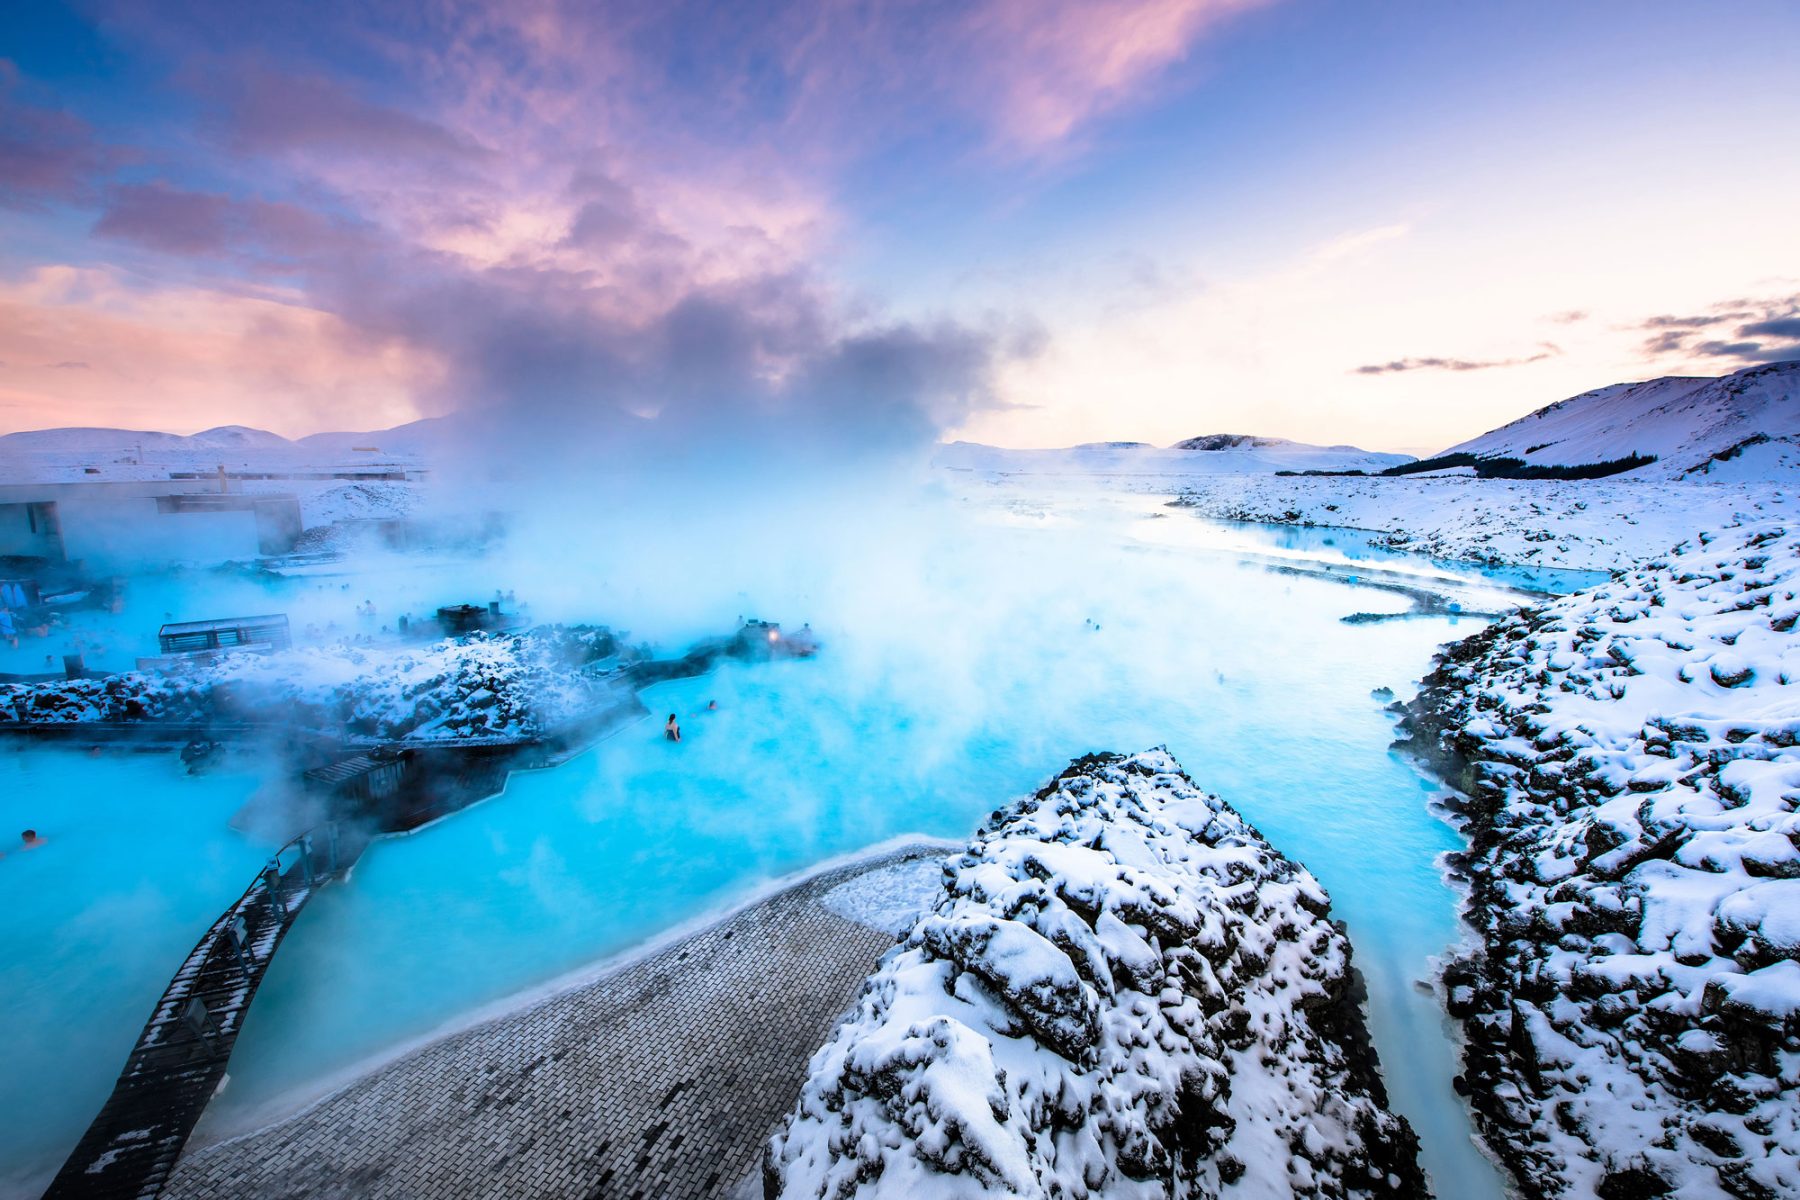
[
  {"x1": 2, "y1": 500, "x2": 1517, "y2": 1196},
  {"x1": 0, "y1": 751, "x2": 274, "y2": 1195}
]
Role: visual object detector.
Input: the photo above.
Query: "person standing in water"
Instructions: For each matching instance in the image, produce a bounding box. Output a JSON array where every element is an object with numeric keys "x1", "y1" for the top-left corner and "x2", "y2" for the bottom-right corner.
[{"x1": 665, "y1": 714, "x2": 681, "y2": 743}]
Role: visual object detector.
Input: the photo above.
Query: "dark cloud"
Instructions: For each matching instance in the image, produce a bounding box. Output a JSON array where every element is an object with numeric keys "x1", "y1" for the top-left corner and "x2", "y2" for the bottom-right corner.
[
  {"x1": 1639, "y1": 311, "x2": 1745, "y2": 329},
  {"x1": 1354, "y1": 344, "x2": 1561, "y2": 376},
  {"x1": 1738, "y1": 316, "x2": 1800, "y2": 340},
  {"x1": 1636, "y1": 293, "x2": 1800, "y2": 368},
  {"x1": 1692, "y1": 340, "x2": 1765, "y2": 359},
  {"x1": 1641, "y1": 330, "x2": 1691, "y2": 355}
]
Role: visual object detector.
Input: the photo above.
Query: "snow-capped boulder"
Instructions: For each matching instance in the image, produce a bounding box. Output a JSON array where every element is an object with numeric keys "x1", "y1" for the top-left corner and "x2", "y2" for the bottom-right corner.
[
  {"x1": 1398, "y1": 518, "x2": 1800, "y2": 1199},
  {"x1": 765, "y1": 748, "x2": 1425, "y2": 1199}
]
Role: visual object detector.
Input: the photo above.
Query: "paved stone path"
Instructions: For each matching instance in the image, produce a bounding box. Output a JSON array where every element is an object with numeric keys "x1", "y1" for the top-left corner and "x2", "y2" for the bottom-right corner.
[{"x1": 164, "y1": 846, "x2": 945, "y2": 1200}]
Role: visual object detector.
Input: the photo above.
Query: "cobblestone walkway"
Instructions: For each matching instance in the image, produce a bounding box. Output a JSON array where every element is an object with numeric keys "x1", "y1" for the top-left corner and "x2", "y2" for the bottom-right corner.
[{"x1": 164, "y1": 846, "x2": 944, "y2": 1200}]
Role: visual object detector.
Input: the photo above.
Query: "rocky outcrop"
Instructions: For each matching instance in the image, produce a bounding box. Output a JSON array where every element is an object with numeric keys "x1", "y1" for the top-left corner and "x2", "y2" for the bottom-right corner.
[
  {"x1": 765, "y1": 748, "x2": 1426, "y2": 1199},
  {"x1": 0, "y1": 625, "x2": 624, "y2": 740},
  {"x1": 1397, "y1": 519, "x2": 1800, "y2": 1199}
]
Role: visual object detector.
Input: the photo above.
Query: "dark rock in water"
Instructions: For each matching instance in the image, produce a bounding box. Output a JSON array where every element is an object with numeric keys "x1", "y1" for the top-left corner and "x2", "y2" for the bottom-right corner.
[
  {"x1": 765, "y1": 748, "x2": 1428, "y2": 1199},
  {"x1": 1372, "y1": 685, "x2": 1396, "y2": 701}
]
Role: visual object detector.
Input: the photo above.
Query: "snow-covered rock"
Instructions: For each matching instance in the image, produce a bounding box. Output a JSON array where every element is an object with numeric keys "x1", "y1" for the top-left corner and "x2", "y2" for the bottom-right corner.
[
  {"x1": 0, "y1": 626, "x2": 626, "y2": 742},
  {"x1": 1397, "y1": 519, "x2": 1800, "y2": 1199},
  {"x1": 1442, "y1": 361, "x2": 1800, "y2": 481},
  {"x1": 766, "y1": 748, "x2": 1425, "y2": 1199}
]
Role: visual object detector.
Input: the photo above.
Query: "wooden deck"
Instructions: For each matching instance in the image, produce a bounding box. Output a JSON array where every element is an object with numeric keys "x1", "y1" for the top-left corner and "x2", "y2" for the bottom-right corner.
[{"x1": 42, "y1": 827, "x2": 366, "y2": 1200}]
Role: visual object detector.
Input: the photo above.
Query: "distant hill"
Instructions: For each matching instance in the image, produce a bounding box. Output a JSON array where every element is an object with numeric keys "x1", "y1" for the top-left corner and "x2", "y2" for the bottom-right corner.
[
  {"x1": 1441, "y1": 361, "x2": 1800, "y2": 481},
  {"x1": 0, "y1": 426, "x2": 221, "y2": 453},
  {"x1": 1172, "y1": 433, "x2": 1291, "y2": 451},
  {"x1": 297, "y1": 415, "x2": 460, "y2": 456},
  {"x1": 935, "y1": 435, "x2": 1413, "y2": 475},
  {"x1": 0, "y1": 421, "x2": 426, "y2": 485}
]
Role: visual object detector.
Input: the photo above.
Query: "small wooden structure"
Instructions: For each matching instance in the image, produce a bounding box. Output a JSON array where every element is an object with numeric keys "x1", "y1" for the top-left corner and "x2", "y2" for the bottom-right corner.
[
  {"x1": 305, "y1": 749, "x2": 411, "y2": 806},
  {"x1": 157, "y1": 613, "x2": 291, "y2": 656}
]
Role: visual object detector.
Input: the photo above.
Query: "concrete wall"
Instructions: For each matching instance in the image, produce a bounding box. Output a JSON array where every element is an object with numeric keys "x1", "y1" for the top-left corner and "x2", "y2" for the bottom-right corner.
[
  {"x1": 0, "y1": 502, "x2": 64, "y2": 559},
  {"x1": 0, "y1": 483, "x2": 298, "y2": 569}
]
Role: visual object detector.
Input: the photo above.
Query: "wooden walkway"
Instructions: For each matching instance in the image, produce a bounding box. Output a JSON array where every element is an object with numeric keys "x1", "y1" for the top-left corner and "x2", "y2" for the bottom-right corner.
[{"x1": 43, "y1": 827, "x2": 364, "y2": 1199}]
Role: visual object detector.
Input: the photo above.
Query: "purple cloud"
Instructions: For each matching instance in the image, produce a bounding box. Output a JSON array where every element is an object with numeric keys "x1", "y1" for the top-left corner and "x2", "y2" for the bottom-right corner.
[
  {"x1": 1637, "y1": 293, "x2": 1800, "y2": 367},
  {"x1": 0, "y1": 62, "x2": 120, "y2": 208},
  {"x1": 93, "y1": 182, "x2": 236, "y2": 254},
  {"x1": 1738, "y1": 315, "x2": 1800, "y2": 340},
  {"x1": 210, "y1": 65, "x2": 493, "y2": 168}
]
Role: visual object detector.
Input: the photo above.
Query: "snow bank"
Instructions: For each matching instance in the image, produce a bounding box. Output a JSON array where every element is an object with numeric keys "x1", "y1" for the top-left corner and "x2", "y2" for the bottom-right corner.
[
  {"x1": 1398, "y1": 519, "x2": 1800, "y2": 1199},
  {"x1": 766, "y1": 748, "x2": 1424, "y2": 1199},
  {"x1": 1167, "y1": 475, "x2": 1792, "y2": 573}
]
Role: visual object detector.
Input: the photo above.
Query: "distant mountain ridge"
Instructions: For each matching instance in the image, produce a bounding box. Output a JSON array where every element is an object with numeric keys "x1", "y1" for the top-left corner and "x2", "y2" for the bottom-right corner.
[
  {"x1": 934, "y1": 435, "x2": 1413, "y2": 475},
  {"x1": 0, "y1": 418, "x2": 452, "y2": 459},
  {"x1": 1441, "y1": 361, "x2": 1800, "y2": 481}
]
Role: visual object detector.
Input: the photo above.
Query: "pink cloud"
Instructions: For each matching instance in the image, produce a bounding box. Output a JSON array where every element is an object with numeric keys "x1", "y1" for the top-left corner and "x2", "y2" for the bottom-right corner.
[
  {"x1": 962, "y1": 0, "x2": 1275, "y2": 151},
  {"x1": 0, "y1": 267, "x2": 441, "y2": 436}
]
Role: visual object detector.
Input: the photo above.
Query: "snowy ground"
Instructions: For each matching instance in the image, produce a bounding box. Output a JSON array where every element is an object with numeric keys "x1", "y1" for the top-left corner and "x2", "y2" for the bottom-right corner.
[
  {"x1": 1164, "y1": 475, "x2": 1793, "y2": 573},
  {"x1": 1398, "y1": 518, "x2": 1800, "y2": 1199},
  {"x1": 768, "y1": 748, "x2": 1425, "y2": 1199}
]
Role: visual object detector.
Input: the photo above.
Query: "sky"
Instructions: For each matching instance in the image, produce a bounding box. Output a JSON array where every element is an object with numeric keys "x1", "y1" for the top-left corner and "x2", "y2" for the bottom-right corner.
[{"x1": 1, "y1": 0, "x2": 1797, "y2": 454}]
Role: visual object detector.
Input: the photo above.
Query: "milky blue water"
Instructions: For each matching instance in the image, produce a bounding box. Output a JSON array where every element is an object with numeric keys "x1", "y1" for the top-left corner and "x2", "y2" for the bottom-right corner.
[
  {"x1": 0, "y1": 751, "x2": 273, "y2": 1195},
  {"x1": 0, "y1": 496, "x2": 1525, "y2": 1197}
]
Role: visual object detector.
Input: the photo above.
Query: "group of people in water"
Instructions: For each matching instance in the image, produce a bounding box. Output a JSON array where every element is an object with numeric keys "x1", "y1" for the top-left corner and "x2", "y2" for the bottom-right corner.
[{"x1": 665, "y1": 700, "x2": 719, "y2": 743}]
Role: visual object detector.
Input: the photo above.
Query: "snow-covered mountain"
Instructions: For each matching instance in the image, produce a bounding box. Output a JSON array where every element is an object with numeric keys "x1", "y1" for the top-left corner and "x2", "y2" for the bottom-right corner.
[
  {"x1": 0, "y1": 425, "x2": 294, "y2": 453},
  {"x1": 1442, "y1": 361, "x2": 1800, "y2": 481},
  {"x1": 0, "y1": 419, "x2": 432, "y2": 486},
  {"x1": 935, "y1": 435, "x2": 1413, "y2": 476}
]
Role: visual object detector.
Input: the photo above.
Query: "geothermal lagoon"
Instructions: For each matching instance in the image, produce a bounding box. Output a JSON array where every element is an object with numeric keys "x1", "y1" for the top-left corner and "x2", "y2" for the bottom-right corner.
[{"x1": 0, "y1": 486, "x2": 1587, "y2": 1197}]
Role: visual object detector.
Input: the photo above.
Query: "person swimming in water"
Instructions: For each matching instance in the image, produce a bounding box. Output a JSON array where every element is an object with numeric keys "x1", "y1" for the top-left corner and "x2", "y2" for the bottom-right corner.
[
  {"x1": 20, "y1": 829, "x2": 45, "y2": 849},
  {"x1": 665, "y1": 714, "x2": 681, "y2": 742}
]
